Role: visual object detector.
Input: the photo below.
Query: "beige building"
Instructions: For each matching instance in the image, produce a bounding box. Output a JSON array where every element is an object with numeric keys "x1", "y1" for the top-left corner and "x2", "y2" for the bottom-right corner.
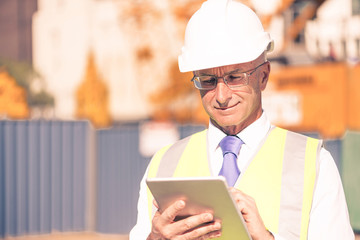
[{"x1": 32, "y1": 0, "x2": 183, "y2": 121}]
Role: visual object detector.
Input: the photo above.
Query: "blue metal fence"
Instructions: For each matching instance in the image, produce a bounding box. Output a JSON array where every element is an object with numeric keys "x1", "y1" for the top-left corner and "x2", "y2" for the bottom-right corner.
[
  {"x1": 0, "y1": 120, "x2": 348, "y2": 237},
  {"x1": 0, "y1": 120, "x2": 90, "y2": 237},
  {"x1": 96, "y1": 125, "x2": 150, "y2": 234},
  {"x1": 0, "y1": 120, "x2": 206, "y2": 237}
]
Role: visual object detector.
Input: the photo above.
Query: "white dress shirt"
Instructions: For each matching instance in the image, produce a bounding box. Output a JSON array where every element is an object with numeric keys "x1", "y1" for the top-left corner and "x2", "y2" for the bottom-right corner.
[{"x1": 130, "y1": 113, "x2": 355, "y2": 239}]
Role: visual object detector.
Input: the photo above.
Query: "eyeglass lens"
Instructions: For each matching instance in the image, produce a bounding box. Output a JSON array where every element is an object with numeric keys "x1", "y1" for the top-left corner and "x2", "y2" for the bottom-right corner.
[
  {"x1": 194, "y1": 73, "x2": 248, "y2": 90},
  {"x1": 193, "y1": 61, "x2": 267, "y2": 90}
]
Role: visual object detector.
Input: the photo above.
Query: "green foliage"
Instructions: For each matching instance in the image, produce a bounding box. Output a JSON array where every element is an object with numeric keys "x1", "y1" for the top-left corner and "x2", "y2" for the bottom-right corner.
[
  {"x1": 0, "y1": 58, "x2": 55, "y2": 108},
  {"x1": 0, "y1": 58, "x2": 37, "y2": 90},
  {"x1": 29, "y1": 90, "x2": 55, "y2": 108}
]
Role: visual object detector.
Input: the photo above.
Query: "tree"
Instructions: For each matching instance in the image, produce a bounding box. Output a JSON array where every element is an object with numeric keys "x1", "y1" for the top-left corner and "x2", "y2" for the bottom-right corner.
[
  {"x1": 0, "y1": 70, "x2": 29, "y2": 119},
  {"x1": 76, "y1": 52, "x2": 111, "y2": 128},
  {"x1": 0, "y1": 58, "x2": 55, "y2": 114}
]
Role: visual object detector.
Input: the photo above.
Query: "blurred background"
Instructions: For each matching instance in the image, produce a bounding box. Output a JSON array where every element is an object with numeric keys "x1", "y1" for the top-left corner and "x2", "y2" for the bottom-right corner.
[{"x1": 0, "y1": 0, "x2": 359, "y2": 239}]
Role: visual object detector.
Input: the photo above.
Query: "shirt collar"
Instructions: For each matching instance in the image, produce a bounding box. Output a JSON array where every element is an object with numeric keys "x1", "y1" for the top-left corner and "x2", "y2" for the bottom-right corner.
[{"x1": 207, "y1": 111, "x2": 271, "y2": 152}]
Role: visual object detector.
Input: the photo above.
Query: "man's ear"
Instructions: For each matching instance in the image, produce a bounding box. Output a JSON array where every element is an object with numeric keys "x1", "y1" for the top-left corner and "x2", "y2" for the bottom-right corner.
[{"x1": 260, "y1": 62, "x2": 270, "y2": 91}]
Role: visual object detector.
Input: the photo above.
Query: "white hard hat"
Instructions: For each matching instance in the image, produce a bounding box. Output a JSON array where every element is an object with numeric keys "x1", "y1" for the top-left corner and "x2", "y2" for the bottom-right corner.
[{"x1": 178, "y1": 0, "x2": 274, "y2": 72}]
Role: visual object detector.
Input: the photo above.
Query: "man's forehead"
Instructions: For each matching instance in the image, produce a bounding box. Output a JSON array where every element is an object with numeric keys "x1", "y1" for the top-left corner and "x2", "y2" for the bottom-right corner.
[{"x1": 195, "y1": 61, "x2": 254, "y2": 75}]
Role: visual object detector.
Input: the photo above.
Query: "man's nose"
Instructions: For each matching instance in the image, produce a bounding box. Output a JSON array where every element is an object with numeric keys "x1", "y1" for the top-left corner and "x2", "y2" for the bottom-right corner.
[{"x1": 215, "y1": 78, "x2": 232, "y2": 106}]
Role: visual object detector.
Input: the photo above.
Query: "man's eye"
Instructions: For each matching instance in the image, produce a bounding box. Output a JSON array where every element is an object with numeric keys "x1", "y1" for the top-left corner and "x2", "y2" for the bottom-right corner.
[
  {"x1": 200, "y1": 77, "x2": 216, "y2": 84},
  {"x1": 227, "y1": 74, "x2": 245, "y2": 82}
]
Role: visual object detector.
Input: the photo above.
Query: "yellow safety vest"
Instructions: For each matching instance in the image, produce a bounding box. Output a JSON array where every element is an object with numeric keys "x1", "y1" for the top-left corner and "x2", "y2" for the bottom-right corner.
[{"x1": 147, "y1": 127, "x2": 322, "y2": 240}]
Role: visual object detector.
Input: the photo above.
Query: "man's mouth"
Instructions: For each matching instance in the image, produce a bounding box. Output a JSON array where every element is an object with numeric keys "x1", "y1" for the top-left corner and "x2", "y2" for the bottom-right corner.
[{"x1": 215, "y1": 102, "x2": 239, "y2": 110}]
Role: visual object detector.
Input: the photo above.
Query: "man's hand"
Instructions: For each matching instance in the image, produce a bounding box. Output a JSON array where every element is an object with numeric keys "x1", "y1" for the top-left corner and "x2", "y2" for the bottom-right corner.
[
  {"x1": 229, "y1": 188, "x2": 274, "y2": 240},
  {"x1": 147, "y1": 200, "x2": 222, "y2": 240}
]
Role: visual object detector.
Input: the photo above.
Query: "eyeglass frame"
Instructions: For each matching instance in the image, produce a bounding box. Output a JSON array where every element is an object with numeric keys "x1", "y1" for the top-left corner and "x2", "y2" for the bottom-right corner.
[{"x1": 191, "y1": 61, "x2": 269, "y2": 90}]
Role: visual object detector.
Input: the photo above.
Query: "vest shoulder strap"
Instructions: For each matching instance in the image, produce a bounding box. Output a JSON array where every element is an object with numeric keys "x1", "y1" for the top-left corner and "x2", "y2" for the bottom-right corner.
[{"x1": 148, "y1": 129, "x2": 208, "y2": 178}]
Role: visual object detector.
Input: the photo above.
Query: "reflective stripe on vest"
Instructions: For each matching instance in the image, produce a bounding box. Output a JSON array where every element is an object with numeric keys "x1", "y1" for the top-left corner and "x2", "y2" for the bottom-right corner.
[{"x1": 146, "y1": 127, "x2": 322, "y2": 240}]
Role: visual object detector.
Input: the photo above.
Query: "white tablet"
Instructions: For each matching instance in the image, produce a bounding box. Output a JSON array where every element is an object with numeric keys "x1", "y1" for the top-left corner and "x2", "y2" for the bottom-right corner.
[{"x1": 146, "y1": 176, "x2": 251, "y2": 239}]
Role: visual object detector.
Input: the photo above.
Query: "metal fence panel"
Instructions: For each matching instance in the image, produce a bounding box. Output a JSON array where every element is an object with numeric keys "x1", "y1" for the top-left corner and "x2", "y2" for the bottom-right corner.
[
  {"x1": 50, "y1": 121, "x2": 62, "y2": 231},
  {"x1": 72, "y1": 122, "x2": 88, "y2": 230},
  {"x1": 61, "y1": 123, "x2": 74, "y2": 231},
  {"x1": 323, "y1": 139, "x2": 342, "y2": 171},
  {"x1": 0, "y1": 122, "x2": 4, "y2": 236},
  {"x1": 16, "y1": 122, "x2": 30, "y2": 235},
  {"x1": 96, "y1": 125, "x2": 150, "y2": 234},
  {"x1": 0, "y1": 120, "x2": 90, "y2": 237},
  {"x1": 342, "y1": 131, "x2": 360, "y2": 231},
  {"x1": 28, "y1": 121, "x2": 41, "y2": 233},
  {"x1": 4, "y1": 122, "x2": 16, "y2": 236},
  {"x1": 39, "y1": 122, "x2": 52, "y2": 233}
]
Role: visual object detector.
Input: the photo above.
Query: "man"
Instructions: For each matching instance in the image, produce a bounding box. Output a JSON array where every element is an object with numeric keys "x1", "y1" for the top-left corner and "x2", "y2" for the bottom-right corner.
[{"x1": 130, "y1": 0, "x2": 354, "y2": 239}]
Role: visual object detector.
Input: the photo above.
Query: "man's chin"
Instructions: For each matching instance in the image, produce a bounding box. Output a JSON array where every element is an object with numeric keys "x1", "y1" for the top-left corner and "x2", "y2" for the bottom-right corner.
[{"x1": 211, "y1": 118, "x2": 238, "y2": 129}]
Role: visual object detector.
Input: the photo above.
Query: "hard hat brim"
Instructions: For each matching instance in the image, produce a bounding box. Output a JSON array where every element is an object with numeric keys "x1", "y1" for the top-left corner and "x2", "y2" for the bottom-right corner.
[{"x1": 178, "y1": 35, "x2": 273, "y2": 72}]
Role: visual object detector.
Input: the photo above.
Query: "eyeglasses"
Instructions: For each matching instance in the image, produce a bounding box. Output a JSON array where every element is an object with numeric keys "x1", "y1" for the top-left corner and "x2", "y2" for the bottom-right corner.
[{"x1": 191, "y1": 61, "x2": 268, "y2": 90}]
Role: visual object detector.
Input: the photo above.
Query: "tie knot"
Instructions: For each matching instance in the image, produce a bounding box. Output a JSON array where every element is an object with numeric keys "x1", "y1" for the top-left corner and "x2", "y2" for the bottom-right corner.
[{"x1": 219, "y1": 135, "x2": 243, "y2": 157}]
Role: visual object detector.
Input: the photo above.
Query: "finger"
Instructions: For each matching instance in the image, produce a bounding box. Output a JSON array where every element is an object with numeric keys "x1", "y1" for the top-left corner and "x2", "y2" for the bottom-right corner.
[
  {"x1": 151, "y1": 200, "x2": 190, "y2": 239},
  {"x1": 229, "y1": 187, "x2": 246, "y2": 198},
  {"x1": 159, "y1": 200, "x2": 186, "y2": 224},
  {"x1": 229, "y1": 188, "x2": 245, "y2": 202},
  {"x1": 229, "y1": 188, "x2": 247, "y2": 206},
  {"x1": 202, "y1": 229, "x2": 222, "y2": 240},
  {"x1": 173, "y1": 219, "x2": 222, "y2": 240},
  {"x1": 172, "y1": 213, "x2": 216, "y2": 235},
  {"x1": 230, "y1": 188, "x2": 255, "y2": 205},
  {"x1": 236, "y1": 201, "x2": 249, "y2": 218},
  {"x1": 229, "y1": 189, "x2": 256, "y2": 217}
]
